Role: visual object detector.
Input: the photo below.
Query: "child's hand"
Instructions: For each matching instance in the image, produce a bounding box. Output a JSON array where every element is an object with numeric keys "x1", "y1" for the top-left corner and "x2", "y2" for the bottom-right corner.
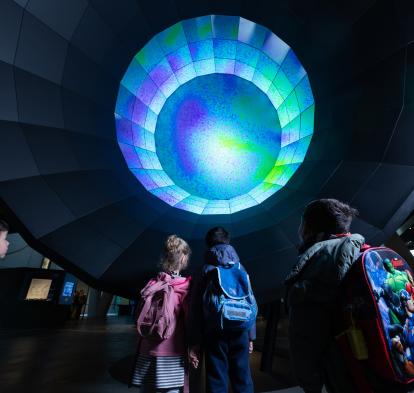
[
  {"x1": 248, "y1": 341, "x2": 254, "y2": 354},
  {"x1": 189, "y1": 346, "x2": 200, "y2": 369}
]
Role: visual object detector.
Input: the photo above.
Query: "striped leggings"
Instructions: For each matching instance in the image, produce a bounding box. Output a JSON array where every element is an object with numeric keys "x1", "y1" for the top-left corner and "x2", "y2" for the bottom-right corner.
[{"x1": 134, "y1": 388, "x2": 182, "y2": 393}]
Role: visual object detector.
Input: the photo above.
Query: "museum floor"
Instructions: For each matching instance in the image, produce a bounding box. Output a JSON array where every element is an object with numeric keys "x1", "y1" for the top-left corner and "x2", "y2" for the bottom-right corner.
[{"x1": 0, "y1": 316, "x2": 297, "y2": 393}]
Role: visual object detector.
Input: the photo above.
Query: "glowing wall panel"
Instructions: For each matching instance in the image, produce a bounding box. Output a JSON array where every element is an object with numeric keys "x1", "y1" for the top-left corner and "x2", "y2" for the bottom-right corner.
[{"x1": 115, "y1": 15, "x2": 314, "y2": 215}]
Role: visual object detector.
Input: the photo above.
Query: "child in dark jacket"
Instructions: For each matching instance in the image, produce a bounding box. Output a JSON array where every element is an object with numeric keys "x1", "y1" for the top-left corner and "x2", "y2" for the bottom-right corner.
[
  {"x1": 190, "y1": 227, "x2": 256, "y2": 393},
  {"x1": 285, "y1": 199, "x2": 364, "y2": 393}
]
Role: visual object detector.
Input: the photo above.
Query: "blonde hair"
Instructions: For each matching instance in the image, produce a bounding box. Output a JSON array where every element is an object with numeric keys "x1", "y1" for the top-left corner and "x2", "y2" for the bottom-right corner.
[{"x1": 161, "y1": 235, "x2": 191, "y2": 273}]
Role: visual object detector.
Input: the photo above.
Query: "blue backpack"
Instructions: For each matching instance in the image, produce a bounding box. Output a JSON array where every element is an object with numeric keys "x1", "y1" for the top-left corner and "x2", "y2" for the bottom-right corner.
[{"x1": 203, "y1": 262, "x2": 257, "y2": 331}]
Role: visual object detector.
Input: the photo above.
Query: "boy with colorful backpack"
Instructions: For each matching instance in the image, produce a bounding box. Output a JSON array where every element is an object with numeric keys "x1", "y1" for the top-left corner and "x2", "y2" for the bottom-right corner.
[
  {"x1": 189, "y1": 227, "x2": 257, "y2": 393},
  {"x1": 284, "y1": 199, "x2": 364, "y2": 393},
  {"x1": 285, "y1": 199, "x2": 414, "y2": 393},
  {"x1": 132, "y1": 235, "x2": 192, "y2": 393}
]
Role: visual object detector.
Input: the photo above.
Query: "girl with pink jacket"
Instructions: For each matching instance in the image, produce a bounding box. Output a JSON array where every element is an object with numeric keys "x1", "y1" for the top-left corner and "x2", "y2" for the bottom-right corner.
[{"x1": 132, "y1": 235, "x2": 192, "y2": 393}]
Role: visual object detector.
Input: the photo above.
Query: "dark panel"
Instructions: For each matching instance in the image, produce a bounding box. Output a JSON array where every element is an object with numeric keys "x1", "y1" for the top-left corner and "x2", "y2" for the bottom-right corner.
[
  {"x1": 61, "y1": 89, "x2": 114, "y2": 139},
  {"x1": 234, "y1": 225, "x2": 294, "y2": 263},
  {"x1": 260, "y1": 186, "x2": 314, "y2": 225},
  {"x1": 76, "y1": 197, "x2": 162, "y2": 249},
  {"x1": 343, "y1": 50, "x2": 405, "y2": 162},
  {"x1": 304, "y1": 125, "x2": 347, "y2": 164},
  {"x1": 88, "y1": 0, "x2": 140, "y2": 37},
  {"x1": 99, "y1": 227, "x2": 171, "y2": 289},
  {"x1": 278, "y1": 210, "x2": 303, "y2": 247},
  {"x1": 350, "y1": 0, "x2": 405, "y2": 75},
  {"x1": 0, "y1": 0, "x2": 24, "y2": 64},
  {"x1": 202, "y1": 0, "x2": 242, "y2": 16},
  {"x1": 68, "y1": 133, "x2": 125, "y2": 172},
  {"x1": 367, "y1": 229, "x2": 388, "y2": 247},
  {"x1": 15, "y1": 11, "x2": 68, "y2": 84},
  {"x1": 351, "y1": 217, "x2": 382, "y2": 242},
  {"x1": 26, "y1": 0, "x2": 87, "y2": 41},
  {"x1": 62, "y1": 44, "x2": 117, "y2": 109},
  {"x1": 395, "y1": 0, "x2": 414, "y2": 45},
  {"x1": 42, "y1": 170, "x2": 134, "y2": 218},
  {"x1": 137, "y1": 0, "x2": 180, "y2": 35},
  {"x1": 175, "y1": 0, "x2": 210, "y2": 20},
  {"x1": 383, "y1": 102, "x2": 414, "y2": 167},
  {"x1": 226, "y1": 203, "x2": 280, "y2": 238},
  {"x1": 0, "y1": 61, "x2": 18, "y2": 121},
  {"x1": 0, "y1": 121, "x2": 39, "y2": 182},
  {"x1": 404, "y1": 42, "x2": 414, "y2": 105},
  {"x1": 0, "y1": 176, "x2": 75, "y2": 238},
  {"x1": 70, "y1": 6, "x2": 118, "y2": 66},
  {"x1": 352, "y1": 164, "x2": 414, "y2": 229},
  {"x1": 319, "y1": 160, "x2": 378, "y2": 202},
  {"x1": 248, "y1": 246, "x2": 298, "y2": 298},
  {"x1": 20, "y1": 124, "x2": 79, "y2": 175},
  {"x1": 14, "y1": 68, "x2": 64, "y2": 128},
  {"x1": 289, "y1": 0, "x2": 376, "y2": 26},
  {"x1": 40, "y1": 220, "x2": 123, "y2": 277},
  {"x1": 14, "y1": 0, "x2": 29, "y2": 7},
  {"x1": 286, "y1": 161, "x2": 342, "y2": 195}
]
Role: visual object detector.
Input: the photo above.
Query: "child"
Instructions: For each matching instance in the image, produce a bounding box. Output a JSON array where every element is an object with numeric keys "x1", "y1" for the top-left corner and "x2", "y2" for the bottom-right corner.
[
  {"x1": 0, "y1": 220, "x2": 10, "y2": 259},
  {"x1": 132, "y1": 235, "x2": 192, "y2": 393},
  {"x1": 190, "y1": 226, "x2": 256, "y2": 393},
  {"x1": 285, "y1": 199, "x2": 364, "y2": 393}
]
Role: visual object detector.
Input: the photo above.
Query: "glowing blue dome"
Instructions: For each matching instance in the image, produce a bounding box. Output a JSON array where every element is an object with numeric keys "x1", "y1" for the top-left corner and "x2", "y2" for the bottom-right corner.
[{"x1": 115, "y1": 15, "x2": 314, "y2": 214}]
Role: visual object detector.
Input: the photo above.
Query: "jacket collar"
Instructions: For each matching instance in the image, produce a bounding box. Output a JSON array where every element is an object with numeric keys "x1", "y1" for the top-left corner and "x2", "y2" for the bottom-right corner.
[{"x1": 285, "y1": 233, "x2": 365, "y2": 285}]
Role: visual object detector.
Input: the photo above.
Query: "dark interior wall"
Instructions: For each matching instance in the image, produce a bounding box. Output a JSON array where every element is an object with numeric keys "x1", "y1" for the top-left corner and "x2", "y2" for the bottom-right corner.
[
  {"x1": 1, "y1": 0, "x2": 414, "y2": 299},
  {"x1": 0, "y1": 268, "x2": 71, "y2": 328}
]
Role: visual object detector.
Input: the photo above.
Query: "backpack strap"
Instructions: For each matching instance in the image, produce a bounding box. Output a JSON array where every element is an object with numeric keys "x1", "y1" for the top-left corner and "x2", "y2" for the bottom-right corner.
[
  {"x1": 160, "y1": 283, "x2": 176, "y2": 338},
  {"x1": 137, "y1": 280, "x2": 169, "y2": 337},
  {"x1": 136, "y1": 294, "x2": 154, "y2": 336}
]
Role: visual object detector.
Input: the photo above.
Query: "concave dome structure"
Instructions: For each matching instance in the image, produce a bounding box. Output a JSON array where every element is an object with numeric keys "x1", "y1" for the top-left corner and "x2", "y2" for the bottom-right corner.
[{"x1": 1, "y1": 0, "x2": 414, "y2": 299}]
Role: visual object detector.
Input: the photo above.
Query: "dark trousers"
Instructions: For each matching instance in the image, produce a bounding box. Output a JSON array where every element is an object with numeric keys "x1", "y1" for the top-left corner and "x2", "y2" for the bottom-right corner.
[
  {"x1": 205, "y1": 330, "x2": 253, "y2": 393},
  {"x1": 289, "y1": 304, "x2": 356, "y2": 393}
]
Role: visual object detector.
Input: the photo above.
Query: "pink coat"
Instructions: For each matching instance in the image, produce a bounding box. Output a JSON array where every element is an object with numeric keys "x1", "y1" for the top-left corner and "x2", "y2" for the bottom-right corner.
[{"x1": 139, "y1": 273, "x2": 191, "y2": 357}]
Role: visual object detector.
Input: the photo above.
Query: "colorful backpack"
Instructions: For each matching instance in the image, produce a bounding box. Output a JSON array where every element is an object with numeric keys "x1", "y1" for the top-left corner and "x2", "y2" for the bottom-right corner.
[
  {"x1": 338, "y1": 247, "x2": 414, "y2": 391},
  {"x1": 203, "y1": 262, "x2": 257, "y2": 331},
  {"x1": 136, "y1": 278, "x2": 178, "y2": 341}
]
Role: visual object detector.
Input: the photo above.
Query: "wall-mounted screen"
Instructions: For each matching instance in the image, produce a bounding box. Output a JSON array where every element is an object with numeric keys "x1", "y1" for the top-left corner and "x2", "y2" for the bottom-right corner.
[
  {"x1": 62, "y1": 281, "x2": 75, "y2": 297},
  {"x1": 25, "y1": 278, "x2": 52, "y2": 300}
]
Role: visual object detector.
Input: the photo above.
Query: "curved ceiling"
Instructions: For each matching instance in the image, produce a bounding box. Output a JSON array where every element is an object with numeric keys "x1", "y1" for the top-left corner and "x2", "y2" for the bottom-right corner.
[{"x1": 1, "y1": 0, "x2": 414, "y2": 300}]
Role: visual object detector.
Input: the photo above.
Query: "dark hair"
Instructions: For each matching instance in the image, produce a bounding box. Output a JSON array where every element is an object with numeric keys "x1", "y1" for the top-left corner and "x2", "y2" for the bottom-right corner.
[
  {"x1": 205, "y1": 226, "x2": 230, "y2": 248},
  {"x1": 0, "y1": 220, "x2": 9, "y2": 232},
  {"x1": 303, "y1": 199, "x2": 358, "y2": 235}
]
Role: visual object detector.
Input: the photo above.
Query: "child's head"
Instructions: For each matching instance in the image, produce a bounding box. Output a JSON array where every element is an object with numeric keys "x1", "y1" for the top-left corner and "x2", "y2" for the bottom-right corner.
[
  {"x1": 0, "y1": 220, "x2": 10, "y2": 259},
  {"x1": 205, "y1": 226, "x2": 230, "y2": 248},
  {"x1": 161, "y1": 235, "x2": 191, "y2": 273},
  {"x1": 299, "y1": 199, "x2": 358, "y2": 243}
]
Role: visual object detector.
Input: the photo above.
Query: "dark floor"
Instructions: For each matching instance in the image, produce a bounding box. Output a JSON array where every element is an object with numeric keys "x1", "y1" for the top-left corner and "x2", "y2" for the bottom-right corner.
[{"x1": 0, "y1": 316, "x2": 295, "y2": 393}]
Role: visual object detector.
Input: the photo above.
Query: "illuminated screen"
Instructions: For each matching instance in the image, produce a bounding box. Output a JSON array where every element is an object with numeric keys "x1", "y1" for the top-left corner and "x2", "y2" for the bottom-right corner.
[
  {"x1": 115, "y1": 15, "x2": 314, "y2": 214},
  {"x1": 26, "y1": 278, "x2": 52, "y2": 300},
  {"x1": 62, "y1": 281, "x2": 75, "y2": 297}
]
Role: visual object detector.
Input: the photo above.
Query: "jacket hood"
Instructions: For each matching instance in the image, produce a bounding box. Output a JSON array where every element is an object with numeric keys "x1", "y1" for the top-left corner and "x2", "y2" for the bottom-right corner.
[
  {"x1": 285, "y1": 233, "x2": 365, "y2": 285},
  {"x1": 141, "y1": 273, "x2": 191, "y2": 303},
  {"x1": 204, "y1": 244, "x2": 240, "y2": 267}
]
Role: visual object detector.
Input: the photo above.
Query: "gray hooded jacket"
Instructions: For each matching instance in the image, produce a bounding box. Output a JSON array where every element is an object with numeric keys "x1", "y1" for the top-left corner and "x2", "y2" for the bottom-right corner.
[{"x1": 285, "y1": 233, "x2": 365, "y2": 309}]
